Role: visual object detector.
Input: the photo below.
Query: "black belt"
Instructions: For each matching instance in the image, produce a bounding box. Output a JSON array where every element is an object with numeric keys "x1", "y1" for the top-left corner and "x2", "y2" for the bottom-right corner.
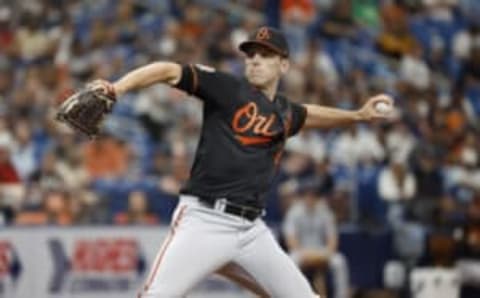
[{"x1": 198, "y1": 197, "x2": 263, "y2": 221}]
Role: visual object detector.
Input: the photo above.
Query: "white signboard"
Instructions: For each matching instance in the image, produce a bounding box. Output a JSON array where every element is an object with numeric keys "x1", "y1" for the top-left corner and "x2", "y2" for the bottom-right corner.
[{"x1": 0, "y1": 227, "x2": 249, "y2": 298}]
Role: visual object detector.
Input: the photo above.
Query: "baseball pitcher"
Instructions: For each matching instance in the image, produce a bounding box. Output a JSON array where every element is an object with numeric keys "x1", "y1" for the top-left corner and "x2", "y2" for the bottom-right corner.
[{"x1": 57, "y1": 27, "x2": 393, "y2": 297}]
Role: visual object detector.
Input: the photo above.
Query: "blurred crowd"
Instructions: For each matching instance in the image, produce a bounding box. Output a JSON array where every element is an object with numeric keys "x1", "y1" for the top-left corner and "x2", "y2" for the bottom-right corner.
[{"x1": 0, "y1": 0, "x2": 480, "y2": 296}]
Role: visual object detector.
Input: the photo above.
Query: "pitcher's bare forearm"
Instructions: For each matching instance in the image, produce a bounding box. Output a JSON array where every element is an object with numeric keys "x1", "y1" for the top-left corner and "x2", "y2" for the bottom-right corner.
[
  {"x1": 113, "y1": 62, "x2": 182, "y2": 96},
  {"x1": 302, "y1": 104, "x2": 363, "y2": 129},
  {"x1": 302, "y1": 94, "x2": 394, "y2": 129}
]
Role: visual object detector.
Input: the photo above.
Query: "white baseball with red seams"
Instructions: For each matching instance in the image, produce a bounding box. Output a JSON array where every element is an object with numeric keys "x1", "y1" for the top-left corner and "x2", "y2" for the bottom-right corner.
[{"x1": 375, "y1": 102, "x2": 392, "y2": 114}]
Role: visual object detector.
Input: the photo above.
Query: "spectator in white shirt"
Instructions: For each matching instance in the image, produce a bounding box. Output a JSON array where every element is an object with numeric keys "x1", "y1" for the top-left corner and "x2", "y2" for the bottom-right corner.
[
  {"x1": 378, "y1": 160, "x2": 417, "y2": 203},
  {"x1": 399, "y1": 44, "x2": 431, "y2": 91},
  {"x1": 283, "y1": 179, "x2": 349, "y2": 298},
  {"x1": 331, "y1": 125, "x2": 385, "y2": 168}
]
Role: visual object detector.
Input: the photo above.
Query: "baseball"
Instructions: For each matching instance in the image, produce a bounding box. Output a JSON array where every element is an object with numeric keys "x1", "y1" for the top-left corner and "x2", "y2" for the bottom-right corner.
[{"x1": 375, "y1": 102, "x2": 392, "y2": 114}]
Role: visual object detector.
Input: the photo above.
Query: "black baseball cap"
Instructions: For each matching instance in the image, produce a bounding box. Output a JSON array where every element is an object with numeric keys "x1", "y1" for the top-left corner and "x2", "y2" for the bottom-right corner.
[{"x1": 239, "y1": 26, "x2": 289, "y2": 58}]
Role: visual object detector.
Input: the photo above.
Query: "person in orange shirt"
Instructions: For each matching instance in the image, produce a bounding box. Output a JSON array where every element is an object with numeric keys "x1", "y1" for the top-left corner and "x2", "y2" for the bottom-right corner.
[
  {"x1": 82, "y1": 134, "x2": 130, "y2": 179},
  {"x1": 281, "y1": 0, "x2": 315, "y2": 24}
]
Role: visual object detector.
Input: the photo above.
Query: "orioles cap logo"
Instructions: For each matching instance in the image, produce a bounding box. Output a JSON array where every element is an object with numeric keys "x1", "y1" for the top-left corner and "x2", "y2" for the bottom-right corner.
[{"x1": 256, "y1": 27, "x2": 271, "y2": 41}]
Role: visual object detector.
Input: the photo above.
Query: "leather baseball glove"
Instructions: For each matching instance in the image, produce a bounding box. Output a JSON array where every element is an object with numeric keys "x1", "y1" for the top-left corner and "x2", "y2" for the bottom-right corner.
[{"x1": 56, "y1": 80, "x2": 116, "y2": 138}]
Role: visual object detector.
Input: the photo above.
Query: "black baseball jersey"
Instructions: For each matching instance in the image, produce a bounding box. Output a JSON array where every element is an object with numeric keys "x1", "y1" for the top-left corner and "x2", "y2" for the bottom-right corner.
[{"x1": 173, "y1": 64, "x2": 307, "y2": 208}]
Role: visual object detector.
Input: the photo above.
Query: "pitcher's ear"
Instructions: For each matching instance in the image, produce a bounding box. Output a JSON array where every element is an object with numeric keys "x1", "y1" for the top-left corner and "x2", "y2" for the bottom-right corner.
[{"x1": 280, "y1": 58, "x2": 290, "y2": 74}]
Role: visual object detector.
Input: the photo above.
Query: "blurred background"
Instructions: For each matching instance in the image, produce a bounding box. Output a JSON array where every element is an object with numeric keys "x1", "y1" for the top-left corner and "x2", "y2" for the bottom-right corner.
[{"x1": 0, "y1": 0, "x2": 479, "y2": 297}]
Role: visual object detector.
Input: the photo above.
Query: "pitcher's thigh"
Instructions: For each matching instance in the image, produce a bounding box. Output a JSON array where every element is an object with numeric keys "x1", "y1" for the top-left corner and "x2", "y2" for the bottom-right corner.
[
  {"x1": 139, "y1": 210, "x2": 235, "y2": 297},
  {"x1": 234, "y1": 230, "x2": 316, "y2": 298}
]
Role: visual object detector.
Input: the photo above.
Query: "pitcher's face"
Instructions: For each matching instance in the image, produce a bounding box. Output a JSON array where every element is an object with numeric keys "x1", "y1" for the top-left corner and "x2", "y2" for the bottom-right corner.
[{"x1": 244, "y1": 45, "x2": 289, "y2": 88}]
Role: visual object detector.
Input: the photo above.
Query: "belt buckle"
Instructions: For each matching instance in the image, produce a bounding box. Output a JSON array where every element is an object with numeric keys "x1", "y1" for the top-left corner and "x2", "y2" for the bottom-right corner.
[{"x1": 214, "y1": 198, "x2": 227, "y2": 212}]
